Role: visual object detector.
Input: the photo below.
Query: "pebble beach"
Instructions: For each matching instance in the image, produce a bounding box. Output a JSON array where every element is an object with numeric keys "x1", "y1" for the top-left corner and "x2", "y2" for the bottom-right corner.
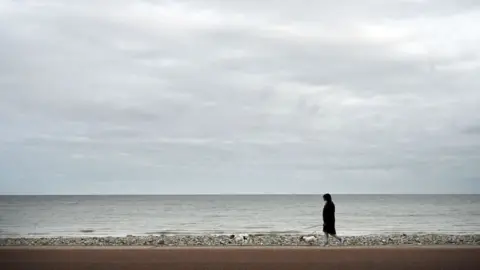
[{"x1": 1, "y1": 233, "x2": 478, "y2": 247}]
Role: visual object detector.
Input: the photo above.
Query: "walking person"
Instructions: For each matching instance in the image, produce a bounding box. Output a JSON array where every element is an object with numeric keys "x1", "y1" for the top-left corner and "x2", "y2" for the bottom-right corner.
[{"x1": 322, "y1": 193, "x2": 342, "y2": 246}]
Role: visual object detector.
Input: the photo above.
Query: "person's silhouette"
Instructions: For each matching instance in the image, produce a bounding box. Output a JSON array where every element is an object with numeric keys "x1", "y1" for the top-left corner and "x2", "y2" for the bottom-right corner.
[{"x1": 322, "y1": 193, "x2": 342, "y2": 246}]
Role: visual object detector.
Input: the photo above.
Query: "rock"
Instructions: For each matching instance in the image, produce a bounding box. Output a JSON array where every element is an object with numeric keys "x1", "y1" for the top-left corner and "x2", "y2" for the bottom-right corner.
[{"x1": 0, "y1": 234, "x2": 479, "y2": 247}]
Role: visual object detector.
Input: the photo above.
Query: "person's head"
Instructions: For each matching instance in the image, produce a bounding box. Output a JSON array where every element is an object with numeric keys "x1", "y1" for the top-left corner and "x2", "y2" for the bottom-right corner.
[{"x1": 323, "y1": 193, "x2": 332, "y2": 202}]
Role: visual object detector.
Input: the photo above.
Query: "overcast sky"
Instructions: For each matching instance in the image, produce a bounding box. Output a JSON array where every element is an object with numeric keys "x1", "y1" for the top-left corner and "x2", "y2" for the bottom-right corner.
[{"x1": 1, "y1": 0, "x2": 479, "y2": 195}]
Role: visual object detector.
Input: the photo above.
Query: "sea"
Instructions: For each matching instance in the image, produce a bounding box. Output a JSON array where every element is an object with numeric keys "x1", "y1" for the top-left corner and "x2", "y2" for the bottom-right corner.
[{"x1": 0, "y1": 195, "x2": 479, "y2": 238}]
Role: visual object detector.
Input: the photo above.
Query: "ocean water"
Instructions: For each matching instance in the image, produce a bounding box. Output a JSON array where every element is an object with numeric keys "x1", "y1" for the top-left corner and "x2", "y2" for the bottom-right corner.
[{"x1": 0, "y1": 195, "x2": 478, "y2": 237}]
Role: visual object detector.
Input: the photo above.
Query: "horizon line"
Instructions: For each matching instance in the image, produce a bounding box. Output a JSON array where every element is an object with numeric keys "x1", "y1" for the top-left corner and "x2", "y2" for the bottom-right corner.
[{"x1": 0, "y1": 193, "x2": 478, "y2": 196}]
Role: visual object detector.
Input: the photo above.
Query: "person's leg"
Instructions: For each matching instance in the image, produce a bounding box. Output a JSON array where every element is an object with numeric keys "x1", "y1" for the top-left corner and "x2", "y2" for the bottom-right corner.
[
  {"x1": 323, "y1": 233, "x2": 329, "y2": 246},
  {"x1": 331, "y1": 234, "x2": 343, "y2": 244}
]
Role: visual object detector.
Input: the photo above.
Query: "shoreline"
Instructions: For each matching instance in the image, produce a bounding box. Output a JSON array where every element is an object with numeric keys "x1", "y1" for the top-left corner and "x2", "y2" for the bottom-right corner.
[
  {"x1": 2, "y1": 233, "x2": 478, "y2": 247},
  {"x1": 2, "y1": 245, "x2": 479, "y2": 249}
]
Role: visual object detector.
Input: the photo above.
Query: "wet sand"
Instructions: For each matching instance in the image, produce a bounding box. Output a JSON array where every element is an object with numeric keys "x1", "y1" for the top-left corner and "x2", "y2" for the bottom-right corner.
[{"x1": 1, "y1": 246, "x2": 478, "y2": 270}]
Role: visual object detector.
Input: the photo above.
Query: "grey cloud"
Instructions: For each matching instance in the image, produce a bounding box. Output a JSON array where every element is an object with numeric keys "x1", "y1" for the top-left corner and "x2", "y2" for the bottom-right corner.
[
  {"x1": 0, "y1": 0, "x2": 479, "y2": 194},
  {"x1": 463, "y1": 125, "x2": 480, "y2": 135}
]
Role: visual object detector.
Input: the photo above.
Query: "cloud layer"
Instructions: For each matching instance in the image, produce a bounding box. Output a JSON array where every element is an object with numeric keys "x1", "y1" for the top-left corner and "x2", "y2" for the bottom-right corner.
[{"x1": 1, "y1": 0, "x2": 479, "y2": 194}]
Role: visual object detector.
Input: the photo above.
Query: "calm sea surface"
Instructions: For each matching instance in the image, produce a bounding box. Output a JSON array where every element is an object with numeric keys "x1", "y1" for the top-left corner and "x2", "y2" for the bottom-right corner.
[{"x1": 0, "y1": 195, "x2": 479, "y2": 237}]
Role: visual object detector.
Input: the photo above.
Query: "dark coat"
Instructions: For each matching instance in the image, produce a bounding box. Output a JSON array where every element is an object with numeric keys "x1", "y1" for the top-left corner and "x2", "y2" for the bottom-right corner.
[{"x1": 322, "y1": 201, "x2": 336, "y2": 235}]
